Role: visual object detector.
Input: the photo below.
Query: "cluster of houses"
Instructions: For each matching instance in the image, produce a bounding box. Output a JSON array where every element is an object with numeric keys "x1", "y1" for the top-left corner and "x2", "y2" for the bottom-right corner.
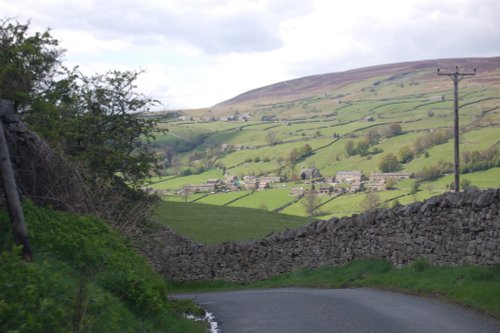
[{"x1": 175, "y1": 169, "x2": 412, "y2": 197}]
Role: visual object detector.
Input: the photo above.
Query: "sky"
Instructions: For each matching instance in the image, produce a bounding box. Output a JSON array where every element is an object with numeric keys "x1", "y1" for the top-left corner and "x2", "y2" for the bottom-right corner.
[{"x1": 2, "y1": 0, "x2": 500, "y2": 110}]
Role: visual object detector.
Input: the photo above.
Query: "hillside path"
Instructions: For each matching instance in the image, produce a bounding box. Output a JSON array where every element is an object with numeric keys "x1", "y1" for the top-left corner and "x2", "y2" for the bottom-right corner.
[{"x1": 175, "y1": 288, "x2": 500, "y2": 333}]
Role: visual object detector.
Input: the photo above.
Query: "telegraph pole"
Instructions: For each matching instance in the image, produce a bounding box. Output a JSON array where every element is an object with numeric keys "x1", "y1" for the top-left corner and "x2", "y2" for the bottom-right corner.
[{"x1": 437, "y1": 66, "x2": 476, "y2": 192}]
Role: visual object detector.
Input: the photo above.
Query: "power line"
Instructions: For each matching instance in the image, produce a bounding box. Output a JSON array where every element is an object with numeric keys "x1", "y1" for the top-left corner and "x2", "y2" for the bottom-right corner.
[{"x1": 437, "y1": 66, "x2": 476, "y2": 193}]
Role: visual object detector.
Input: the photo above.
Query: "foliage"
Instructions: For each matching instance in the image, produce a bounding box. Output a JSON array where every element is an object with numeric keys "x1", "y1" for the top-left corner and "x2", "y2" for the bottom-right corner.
[
  {"x1": 413, "y1": 129, "x2": 453, "y2": 155},
  {"x1": 0, "y1": 203, "x2": 205, "y2": 332},
  {"x1": 461, "y1": 147, "x2": 500, "y2": 174},
  {"x1": 345, "y1": 140, "x2": 356, "y2": 156},
  {"x1": 378, "y1": 153, "x2": 401, "y2": 172},
  {"x1": 356, "y1": 139, "x2": 370, "y2": 156},
  {"x1": 0, "y1": 18, "x2": 63, "y2": 109},
  {"x1": 365, "y1": 129, "x2": 380, "y2": 145},
  {"x1": 398, "y1": 145, "x2": 415, "y2": 163},
  {"x1": 302, "y1": 190, "x2": 320, "y2": 216},
  {"x1": 385, "y1": 123, "x2": 403, "y2": 137},
  {"x1": 417, "y1": 160, "x2": 453, "y2": 181},
  {"x1": 1, "y1": 19, "x2": 161, "y2": 188},
  {"x1": 360, "y1": 192, "x2": 380, "y2": 212}
]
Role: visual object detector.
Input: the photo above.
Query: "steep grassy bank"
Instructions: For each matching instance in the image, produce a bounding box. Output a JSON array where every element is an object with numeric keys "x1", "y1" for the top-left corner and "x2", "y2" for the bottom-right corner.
[
  {"x1": 171, "y1": 259, "x2": 500, "y2": 319},
  {"x1": 0, "y1": 202, "x2": 205, "y2": 333}
]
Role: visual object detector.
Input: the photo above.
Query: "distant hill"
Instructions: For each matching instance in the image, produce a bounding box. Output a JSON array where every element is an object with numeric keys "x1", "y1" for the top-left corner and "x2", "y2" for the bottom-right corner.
[
  {"x1": 150, "y1": 56, "x2": 500, "y2": 220},
  {"x1": 189, "y1": 57, "x2": 500, "y2": 118}
]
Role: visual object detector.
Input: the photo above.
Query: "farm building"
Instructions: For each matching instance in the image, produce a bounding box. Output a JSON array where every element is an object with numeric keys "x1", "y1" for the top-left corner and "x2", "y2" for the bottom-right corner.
[
  {"x1": 185, "y1": 183, "x2": 218, "y2": 193},
  {"x1": 368, "y1": 172, "x2": 412, "y2": 182},
  {"x1": 335, "y1": 171, "x2": 365, "y2": 184},
  {"x1": 300, "y1": 168, "x2": 322, "y2": 179},
  {"x1": 365, "y1": 172, "x2": 412, "y2": 191},
  {"x1": 258, "y1": 176, "x2": 281, "y2": 183}
]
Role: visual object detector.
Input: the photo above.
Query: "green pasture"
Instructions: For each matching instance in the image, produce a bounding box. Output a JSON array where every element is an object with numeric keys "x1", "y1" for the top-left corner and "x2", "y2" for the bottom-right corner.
[
  {"x1": 153, "y1": 200, "x2": 312, "y2": 244},
  {"x1": 406, "y1": 127, "x2": 500, "y2": 172},
  {"x1": 163, "y1": 192, "x2": 207, "y2": 202},
  {"x1": 421, "y1": 167, "x2": 500, "y2": 190},
  {"x1": 195, "y1": 190, "x2": 252, "y2": 206},
  {"x1": 150, "y1": 168, "x2": 223, "y2": 190},
  {"x1": 227, "y1": 188, "x2": 295, "y2": 210}
]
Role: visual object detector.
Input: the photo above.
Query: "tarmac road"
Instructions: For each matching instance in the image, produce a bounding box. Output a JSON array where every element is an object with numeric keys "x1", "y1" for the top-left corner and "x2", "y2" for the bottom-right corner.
[{"x1": 175, "y1": 288, "x2": 500, "y2": 333}]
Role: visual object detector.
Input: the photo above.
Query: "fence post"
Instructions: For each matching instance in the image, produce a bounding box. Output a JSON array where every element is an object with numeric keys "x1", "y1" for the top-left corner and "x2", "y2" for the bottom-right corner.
[{"x1": 0, "y1": 99, "x2": 33, "y2": 261}]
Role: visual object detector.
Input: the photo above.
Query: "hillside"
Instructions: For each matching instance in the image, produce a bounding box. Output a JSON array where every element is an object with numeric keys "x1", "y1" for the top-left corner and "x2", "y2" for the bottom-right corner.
[
  {"x1": 179, "y1": 57, "x2": 500, "y2": 119},
  {"x1": 149, "y1": 56, "x2": 500, "y2": 222}
]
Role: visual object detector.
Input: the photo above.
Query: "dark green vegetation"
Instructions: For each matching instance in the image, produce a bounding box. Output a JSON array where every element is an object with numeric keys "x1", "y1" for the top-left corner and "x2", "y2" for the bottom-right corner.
[
  {"x1": 0, "y1": 202, "x2": 205, "y2": 332},
  {"x1": 171, "y1": 259, "x2": 500, "y2": 320},
  {"x1": 1, "y1": 18, "x2": 160, "y2": 188},
  {"x1": 154, "y1": 200, "x2": 312, "y2": 244}
]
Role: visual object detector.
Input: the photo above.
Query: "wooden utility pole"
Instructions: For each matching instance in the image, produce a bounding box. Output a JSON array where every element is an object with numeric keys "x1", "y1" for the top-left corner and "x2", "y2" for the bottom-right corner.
[
  {"x1": 437, "y1": 66, "x2": 476, "y2": 192},
  {"x1": 0, "y1": 100, "x2": 33, "y2": 261}
]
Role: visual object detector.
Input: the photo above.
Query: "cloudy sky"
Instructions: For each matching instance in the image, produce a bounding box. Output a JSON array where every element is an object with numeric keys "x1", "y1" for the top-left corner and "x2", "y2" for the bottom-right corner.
[{"x1": 3, "y1": 0, "x2": 500, "y2": 109}]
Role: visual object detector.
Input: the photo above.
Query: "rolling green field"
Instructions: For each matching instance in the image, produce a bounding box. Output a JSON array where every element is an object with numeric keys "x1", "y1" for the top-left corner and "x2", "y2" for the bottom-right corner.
[
  {"x1": 153, "y1": 200, "x2": 313, "y2": 244},
  {"x1": 146, "y1": 60, "x2": 500, "y2": 227}
]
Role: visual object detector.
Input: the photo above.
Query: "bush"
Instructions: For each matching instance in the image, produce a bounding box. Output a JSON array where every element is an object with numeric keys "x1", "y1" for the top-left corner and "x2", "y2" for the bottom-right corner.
[{"x1": 379, "y1": 153, "x2": 401, "y2": 172}]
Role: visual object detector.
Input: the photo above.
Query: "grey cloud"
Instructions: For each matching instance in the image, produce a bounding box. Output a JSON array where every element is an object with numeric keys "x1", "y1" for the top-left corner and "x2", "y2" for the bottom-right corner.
[{"x1": 25, "y1": 0, "x2": 313, "y2": 55}]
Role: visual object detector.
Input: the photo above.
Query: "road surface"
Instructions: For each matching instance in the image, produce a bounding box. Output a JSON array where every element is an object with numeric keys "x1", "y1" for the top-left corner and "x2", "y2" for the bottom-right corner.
[{"x1": 175, "y1": 288, "x2": 500, "y2": 333}]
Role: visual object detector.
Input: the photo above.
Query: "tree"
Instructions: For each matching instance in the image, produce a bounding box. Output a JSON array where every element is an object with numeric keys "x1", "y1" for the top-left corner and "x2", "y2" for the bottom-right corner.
[
  {"x1": 398, "y1": 146, "x2": 415, "y2": 163},
  {"x1": 1, "y1": 20, "x2": 161, "y2": 188},
  {"x1": 365, "y1": 129, "x2": 380, "y2": 146},
  {"x1": 0, "y1": 18, "x2": 63, "y2": 110},
  {"x1": 265, "y1": 131, "x2": 278, "y2": 145},
  {"x1": 385, "y1": 177, "x2": 397, "y2": 190},
  {"x1": 302, "y1": 190, "x2": 319, "y2": 216},
  {"x1": 181, "y1": 186, "x2": 192, "y2": 202},
  {"x1": 301, "y1": 143, "x2": 313, "y2": 156},
  {"x1": 56, "y1": 70, "x2": 160, "y2": 187},
  {"x1": 345, "y1": 140, "x2": 356, "y2": 156},
  {"x1": 360, "y1": 192, "x2": 380, "y2": 212},
  {"x1": 379, "y1": 153, "x2": 401, "y2": 172},
  {"x1": 356, "y1": 139, "x2": 370, "y2": 156},
  {"x1": 386, "y1": 123, "x2": 402, "y2": 137}
]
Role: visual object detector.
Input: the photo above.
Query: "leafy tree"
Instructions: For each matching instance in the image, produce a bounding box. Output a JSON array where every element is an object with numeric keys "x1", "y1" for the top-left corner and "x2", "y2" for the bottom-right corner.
[
  {"x1": 385, "y1": 123, "x2": 402, "y2": 137},
  {"x1": 379, "y1": 153, "x2": 401, "y2": 172},
  {"x1": 345, "y1": 140, "x2": 356, "y2": 156},
  {"x1": 356, "y1": 139, "x2": 370, "y2": 156},
  {"x1": 302, "y1": 190, "x2": 319, "y2": 216},
  {"x1": 265, "y1": 131, "x2": 278, "y2": 145},
  {"x1": 360, "y1": 192, "x2": 380, "y2": 212},
  {"x1": 385, "y1": 177, "x2": 397, "y2": 190},
  {"x1": 365, "y1": 129, "x2": 380, "y2": 146},
  {"x1": 0, "y1": 18, "x2": 63, "y2": 110},
  {"x1": 1, "y1": 20, "x2": 161, "y2": 188},
  {"x1": 302, "y1": 143, "x2": 313, "y2": 155},
  {"x1": 398, "y1": 146, "x2": 415, "y2": 163}
]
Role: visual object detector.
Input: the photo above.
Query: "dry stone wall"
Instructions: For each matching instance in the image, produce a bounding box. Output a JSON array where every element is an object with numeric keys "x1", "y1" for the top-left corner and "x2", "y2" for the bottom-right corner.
[{"x1": 159, "y1": 188, "x2": 500, "y2": 283}]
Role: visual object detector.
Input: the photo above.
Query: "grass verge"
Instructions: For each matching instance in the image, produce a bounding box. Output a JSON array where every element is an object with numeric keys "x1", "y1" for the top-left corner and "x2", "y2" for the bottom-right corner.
[
  {"x1": 0, "y1": 202, "x2": 205, "y2": 333},
  {"x1": 170, "y1": 259, "x2": 500, "y2": 319}
]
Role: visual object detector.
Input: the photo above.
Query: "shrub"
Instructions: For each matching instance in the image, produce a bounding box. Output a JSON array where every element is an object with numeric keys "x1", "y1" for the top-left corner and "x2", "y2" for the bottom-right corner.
[{"x1": 379, "y1": 153, "x2": 401, "y2": 172}]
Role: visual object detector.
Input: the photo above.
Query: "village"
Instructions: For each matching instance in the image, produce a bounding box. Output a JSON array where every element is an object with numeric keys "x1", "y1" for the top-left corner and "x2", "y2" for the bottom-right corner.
[{"x1": 167, "y1": 168, "x2": 413, "y2": 198}]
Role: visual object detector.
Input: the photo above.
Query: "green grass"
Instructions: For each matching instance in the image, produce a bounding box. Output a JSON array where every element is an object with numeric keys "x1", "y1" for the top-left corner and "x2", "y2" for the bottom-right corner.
[
  {"x1": 195, "y1": 190, "x2": 252, "y2": 205},
  {"x1": 153, "y1": 200, "x2": 312, "y2": 244},
  {"x1": 227, "y1": 188, "x2": 295, "y2": 210},
  {"x1": 150, "y1": 168, "x2": 223, "y2": 190},
  {"x1": 421, "y1": 167, "x2": 500, "y2": 190},
  {"x1": 0, "y1": 202, "x2": 205, "y2": 333},
  {"x1": 170, "y1": 259, "x2": 500, "y2": 319}
]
